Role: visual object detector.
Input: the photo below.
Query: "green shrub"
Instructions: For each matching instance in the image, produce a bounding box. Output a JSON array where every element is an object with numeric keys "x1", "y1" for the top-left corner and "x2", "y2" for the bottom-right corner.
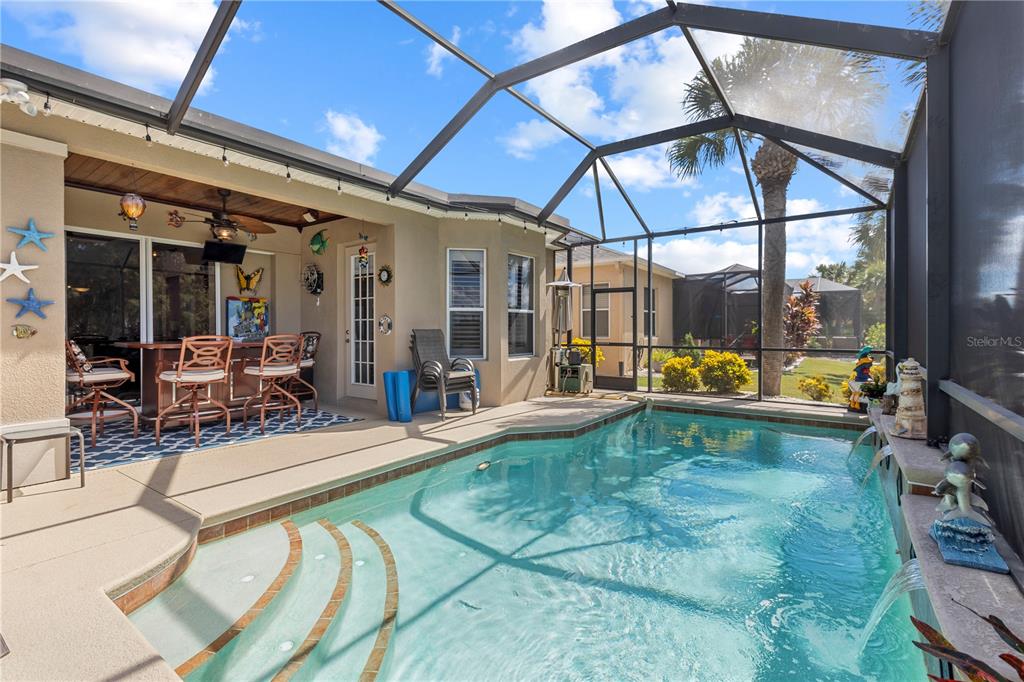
[
  {"x1": 651, "y1": 348, "x2": 675, "y2": 364},
  {"x1": 661, "y1": 356, "x2": 702, "y2": 392},
  {"x1": 674, "y1": 332, "x2": 702, "y2": 364},
  {"x1": 798, "y1": 375, "x2": 833, "y2": 402},
  {"x1": 698, "y1": 350, "x2": 751, "y2": 394},
  {"x1": 865, "y1": 322, "x2": 886, "y2": 350}
]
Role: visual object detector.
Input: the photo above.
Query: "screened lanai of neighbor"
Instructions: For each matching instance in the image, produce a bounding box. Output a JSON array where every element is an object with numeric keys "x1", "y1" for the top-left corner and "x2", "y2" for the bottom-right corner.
[{"x1": 0, "y1": 1, "x2": 1022, "y2": 681}]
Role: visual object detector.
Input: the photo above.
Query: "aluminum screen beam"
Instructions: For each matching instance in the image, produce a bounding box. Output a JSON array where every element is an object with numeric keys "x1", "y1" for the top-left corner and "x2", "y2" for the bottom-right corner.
[
  {"x1": 767, "y1": 136, "x2": 886, "y2": 206},
  {"x1": 538, "y1": 116, "x2": 731, "y2": 225},
  {"x1": 378, "y1": 0, "x2": 654, "y2": 233},
  {"x1": 166, "y1": 0, "x2": 240, "y2": 135},
  {"x1": 592, "y1": 164, "x2": 607, "y2": 240},
  {"x1": 672, "y1": 2, "x2": 938, "y2": 59},
  {"x1": 733, "y1": 129, "x2": 762, "y2": 223},
  {"x1": 733, "y1": 114, "x2": 901, "y2": 168},
  {"x1": 680, "y1": 25, "x2": 734, "y2": 118}
]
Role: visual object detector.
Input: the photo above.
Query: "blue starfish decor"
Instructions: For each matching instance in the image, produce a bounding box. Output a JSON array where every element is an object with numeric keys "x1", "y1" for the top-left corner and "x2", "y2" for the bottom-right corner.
[
  {"x1": 7, "y1": 219, "x2": 55, "y2": 251},
  {"x1": 6, "y1": 288, "x2": 55, "y2": 319}
]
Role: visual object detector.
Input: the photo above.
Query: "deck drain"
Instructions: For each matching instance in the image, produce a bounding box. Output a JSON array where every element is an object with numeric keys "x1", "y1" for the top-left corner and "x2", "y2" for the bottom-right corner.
[
  {"x1": 315, "y1": 553, "x2": 326, "y2": 560},
  {"x1": 240, "y1": 574, "x2": 255, "y2": 583},
  {"x1": 279, "y1": 641, "x2": 294, "y2": 652}
]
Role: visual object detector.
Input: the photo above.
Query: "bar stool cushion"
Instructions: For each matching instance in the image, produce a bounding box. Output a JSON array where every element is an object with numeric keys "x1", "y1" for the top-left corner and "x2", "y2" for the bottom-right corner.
[
  {"x1": 299, "y1": 358, "x2": 315, "y2": 368},
  {"x1": 243, "y1": 365, "x2": 299, "y2": 377},
  {"x1": 67, "y1": 368, "x2": 133, "y2": 384},
  {"x1": 159, "y1": 369, "x2": 226, "y2": 383}
]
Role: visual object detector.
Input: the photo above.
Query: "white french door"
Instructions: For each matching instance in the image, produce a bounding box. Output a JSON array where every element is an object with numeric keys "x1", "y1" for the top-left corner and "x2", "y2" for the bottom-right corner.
[{"x1": 346, "y1": 246, "x2": 376, "y2": 400}]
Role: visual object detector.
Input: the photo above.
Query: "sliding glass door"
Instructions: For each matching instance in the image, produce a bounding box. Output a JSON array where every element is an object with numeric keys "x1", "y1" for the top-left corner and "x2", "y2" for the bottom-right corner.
[{"x1": 66, "y1": 231, "x2": 143, "y2": 397}]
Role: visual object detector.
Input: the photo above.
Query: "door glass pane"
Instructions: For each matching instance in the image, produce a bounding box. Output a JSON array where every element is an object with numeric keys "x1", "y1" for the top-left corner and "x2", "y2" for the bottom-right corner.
[
  {"x1": 65, "y1": 231, "x2": 141, "y2": 398},
  {"x1": 151, "y1": 242, "x2": 216, "y2": 341}
]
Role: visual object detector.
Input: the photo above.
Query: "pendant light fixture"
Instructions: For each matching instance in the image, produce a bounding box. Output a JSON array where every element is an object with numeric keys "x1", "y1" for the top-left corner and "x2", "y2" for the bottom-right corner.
[{"x1": 118, "y1": 165, "x2": 146, "y2": 231}]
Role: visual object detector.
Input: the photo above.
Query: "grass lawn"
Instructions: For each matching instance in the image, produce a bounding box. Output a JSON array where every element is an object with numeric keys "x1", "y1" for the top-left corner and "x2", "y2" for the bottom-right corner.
[{"x1": 638, "y1": 356, "x2": 853, "y2": 405}]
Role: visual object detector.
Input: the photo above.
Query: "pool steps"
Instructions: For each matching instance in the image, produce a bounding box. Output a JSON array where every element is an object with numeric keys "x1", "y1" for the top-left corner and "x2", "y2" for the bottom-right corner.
[
  {"x1": 165, "y1": 518, "x2": 398, "y2": 681},
  {"x1": 175, "y1": 519, "x2": 303, "y2": 677}
]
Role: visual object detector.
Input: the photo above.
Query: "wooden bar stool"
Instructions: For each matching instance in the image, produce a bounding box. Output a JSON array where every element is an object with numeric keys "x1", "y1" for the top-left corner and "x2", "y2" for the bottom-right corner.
[
  {"x1": 288, "y1": 331, "x2": 321, "y2": 411},
  {"x1": 65, "y1": 340, "x2": 139, "y2": 447},
  {"x1": 242, "y1": 334, "x2": 302, "y2": 433},
  {"x1": 155, "y1": 336, "x2": 233, "y2": 447}
]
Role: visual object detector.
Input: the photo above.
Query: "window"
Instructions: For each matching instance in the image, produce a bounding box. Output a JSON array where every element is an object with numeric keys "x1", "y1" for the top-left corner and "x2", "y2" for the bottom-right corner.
[
  {"x1": 507, "y1": 254, "x2": 534, "y2": 356},
  {"x1": 151, "y1": 242, "x2": 217, "y2": 341},
  {"x1": 644, "y1": 287, "x2": 656, "y2": 336},
  {"x1": 582, "y1": 283, "x2": 610, "y2": 338},
  {"x1": 448, "y1": 249, "x2": 485, "y2": 358}
]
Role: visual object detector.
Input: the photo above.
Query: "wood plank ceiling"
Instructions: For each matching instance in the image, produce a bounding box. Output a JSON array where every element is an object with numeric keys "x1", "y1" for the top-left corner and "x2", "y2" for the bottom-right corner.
[{"x1": 63, "y1": 153, "x2": 342, "y2": 229}]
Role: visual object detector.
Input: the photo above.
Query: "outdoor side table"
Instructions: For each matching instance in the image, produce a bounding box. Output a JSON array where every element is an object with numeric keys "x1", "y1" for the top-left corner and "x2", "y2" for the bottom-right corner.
[{"x1": 1, "y1": 425, "x2": 86, "y2": 503}]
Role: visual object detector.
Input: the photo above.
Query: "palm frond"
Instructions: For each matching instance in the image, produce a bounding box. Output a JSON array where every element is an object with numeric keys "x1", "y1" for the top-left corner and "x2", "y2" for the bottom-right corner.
[{"x1": 666, "y1": 130, "x2": 734, "y2": 178}]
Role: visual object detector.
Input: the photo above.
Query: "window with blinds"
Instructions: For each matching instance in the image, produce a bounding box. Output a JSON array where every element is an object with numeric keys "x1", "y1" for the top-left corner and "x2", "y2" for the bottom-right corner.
[
  {"x1": 582, "y1": 283, "x2": 610, "y2": 338},
  {"x1": 448, "y1": 249, "x2": 485, "y2": 358},
  {"x1": 644, "y1": 286, "x2": 656, "y2": 336},
  {"x1": 507, "y1": 254, "x2": 534, "y2": 357}
]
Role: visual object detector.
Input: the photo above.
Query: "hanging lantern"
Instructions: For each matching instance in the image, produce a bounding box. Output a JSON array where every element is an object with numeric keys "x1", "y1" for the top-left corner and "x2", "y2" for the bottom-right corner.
[
  {"x1": 358, "y1": 243, "x2": 369, "y2": 269},
  {"x1": 119, "y1": 192, "x2": 146, "y2": 231}
]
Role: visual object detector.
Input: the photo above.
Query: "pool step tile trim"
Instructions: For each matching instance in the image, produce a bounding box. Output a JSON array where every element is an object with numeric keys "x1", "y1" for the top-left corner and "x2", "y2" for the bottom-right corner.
[
  {"x1": 195, "y1": 406, "x2": 640, "y2": 547},
  {"x1": 273, "y1": 519, "x2": 354, "y2": 681},
  {"x1": 174, "y1": 520, "x2": 303, "y2": 678},
  {"x1": 352, "y1": 520, "x2": 399, "y2": 682}
]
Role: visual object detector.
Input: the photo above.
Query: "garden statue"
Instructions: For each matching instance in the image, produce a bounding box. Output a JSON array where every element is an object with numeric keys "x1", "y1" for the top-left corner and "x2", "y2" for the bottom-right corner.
[
  {"x1": 930, "y1": 433, "x2": 1008, "y2": 573},
  {"x1": 846, "y1": 346, "x2": 874, "y2": 412},
  {"x1": 889, "y1": 358, "x2": 927, "y2": 439}
]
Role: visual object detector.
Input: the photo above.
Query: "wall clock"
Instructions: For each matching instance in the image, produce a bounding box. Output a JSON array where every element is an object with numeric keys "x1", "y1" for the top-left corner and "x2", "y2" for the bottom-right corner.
[{"x1": 377, "y1": 264, "x2": 393, "y2": 286}]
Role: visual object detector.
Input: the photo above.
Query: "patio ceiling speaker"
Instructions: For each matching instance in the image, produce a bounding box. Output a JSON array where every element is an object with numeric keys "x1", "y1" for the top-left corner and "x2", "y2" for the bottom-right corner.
[
  {"x1": 165, "y1": 188, "x2": 276, "y2": 241},
  {"x1": 0, "y1": 79, "x2": 37, "y2": 116}
]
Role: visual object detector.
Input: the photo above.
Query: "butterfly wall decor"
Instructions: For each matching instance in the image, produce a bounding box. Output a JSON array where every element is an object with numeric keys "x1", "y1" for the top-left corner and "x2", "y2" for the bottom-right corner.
[{"x1": 235, "y1": 265, "x2": 264, "y2": 294}]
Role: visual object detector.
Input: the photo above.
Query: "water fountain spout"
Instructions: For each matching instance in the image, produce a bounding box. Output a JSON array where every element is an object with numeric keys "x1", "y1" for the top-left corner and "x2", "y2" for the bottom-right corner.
[
  {"x1": 847, "y1": 425, "x2": 878, "y2": 460},
  {"x1": 856, "y1": 559, "x2": 926, "y2": 657}
]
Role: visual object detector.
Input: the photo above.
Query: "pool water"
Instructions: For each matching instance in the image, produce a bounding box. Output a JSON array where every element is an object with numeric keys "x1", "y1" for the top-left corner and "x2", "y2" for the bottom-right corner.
[{"x1": 133, "y1": 411, "x2": 927, "y2": 681}]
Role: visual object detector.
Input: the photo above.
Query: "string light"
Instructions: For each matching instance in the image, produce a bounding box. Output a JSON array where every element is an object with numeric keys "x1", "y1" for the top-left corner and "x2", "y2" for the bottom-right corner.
[
  {"x1": 285, "y1": 164, "x2": 292, "y2": 183},
  {"x1": 336, "y1": 178, "x2": 343, "y2": 195},
  {"x1": 464, "y1": 212, "x2": 469, "y2": 221},
  {"x1": 42, "y1": 93, "x2": 52, "y2": 117},
  {"x1": 222, "y1": 146, "x2": 229, "y2": 167},
  {"x1": 144, "y1": 124, "x2": 153, "y2": 147}
]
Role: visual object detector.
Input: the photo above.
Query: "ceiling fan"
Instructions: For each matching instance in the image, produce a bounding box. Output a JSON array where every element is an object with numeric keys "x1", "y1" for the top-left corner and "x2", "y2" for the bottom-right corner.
[{"x1": 167, "y1": 188, "x2": 276, "y2": 241}]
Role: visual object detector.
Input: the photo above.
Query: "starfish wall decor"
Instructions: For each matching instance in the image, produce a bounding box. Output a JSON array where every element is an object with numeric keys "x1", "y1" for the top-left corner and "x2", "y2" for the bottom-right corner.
[
  {"x1": 0, "y1": 251, "x2": 38, "y2": 283},
  {"x1": 7, "y1": 218, "x2": 55, "y2": 251},
  {"x1": 5, "y1": 288, "x2": 55, "y2": 319}
]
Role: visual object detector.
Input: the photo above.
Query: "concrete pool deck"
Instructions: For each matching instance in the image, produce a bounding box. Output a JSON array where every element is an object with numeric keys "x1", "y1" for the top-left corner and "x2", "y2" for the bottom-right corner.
[
  {"x1": 5, "y1": 394, "x2": 1013, "y2": 681},
  {"x1": 1, "y1": 397, "x2": 640, "y2": 681}
]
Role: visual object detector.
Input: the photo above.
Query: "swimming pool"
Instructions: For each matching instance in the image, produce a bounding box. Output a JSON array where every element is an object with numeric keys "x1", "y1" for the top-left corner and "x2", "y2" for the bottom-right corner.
[{"x1": 130, "y1": 410, "x2": 926, "y2": 681}]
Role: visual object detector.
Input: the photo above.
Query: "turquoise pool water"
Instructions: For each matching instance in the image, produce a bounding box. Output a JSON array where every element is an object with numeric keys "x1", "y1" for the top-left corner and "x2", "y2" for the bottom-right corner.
[{"x1": 134, "y1": 411, "x2": 927, "y2": 681}]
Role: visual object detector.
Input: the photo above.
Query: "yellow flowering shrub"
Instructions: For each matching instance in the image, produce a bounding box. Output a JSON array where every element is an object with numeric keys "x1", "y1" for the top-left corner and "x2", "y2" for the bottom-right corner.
[
  {"x1": 662, "y1": 356, "x2": 702, "y2": 392},
  {"x1": 698, "y1": 351, "x2": 752, "y2": 394},
  {"x1": 798, "y1": 375, "x2": 833, "y2": 402}
]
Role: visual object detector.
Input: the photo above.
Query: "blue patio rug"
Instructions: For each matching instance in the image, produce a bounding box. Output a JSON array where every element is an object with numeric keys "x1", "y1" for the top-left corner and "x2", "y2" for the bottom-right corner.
[{"x1": 72, "y1": 410, "x2": 362, "y2": 472}]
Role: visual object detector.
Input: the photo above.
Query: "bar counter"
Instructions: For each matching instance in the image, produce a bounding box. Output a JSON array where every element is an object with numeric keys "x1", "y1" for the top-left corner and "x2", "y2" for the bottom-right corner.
[{"x1": 115, "y1": 340, "x2": 270, "y2": 419}]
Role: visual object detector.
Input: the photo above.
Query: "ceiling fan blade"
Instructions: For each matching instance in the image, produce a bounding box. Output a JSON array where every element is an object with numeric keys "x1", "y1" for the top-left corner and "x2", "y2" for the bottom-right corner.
[{"x1": 229, "y1": 214, "x2": 276, "y2": 234}]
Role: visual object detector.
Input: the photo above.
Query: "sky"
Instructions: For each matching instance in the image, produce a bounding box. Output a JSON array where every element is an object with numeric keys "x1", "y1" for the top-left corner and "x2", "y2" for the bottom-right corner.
[{"x1": 0, "y1": 0, "x2": 928, "y2": 277}]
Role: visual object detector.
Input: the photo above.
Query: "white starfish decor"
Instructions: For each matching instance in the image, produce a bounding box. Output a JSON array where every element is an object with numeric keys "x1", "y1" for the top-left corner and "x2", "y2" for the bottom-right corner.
[{"x1": 0, "y1": 251, "x2": 38, "y2": 284}]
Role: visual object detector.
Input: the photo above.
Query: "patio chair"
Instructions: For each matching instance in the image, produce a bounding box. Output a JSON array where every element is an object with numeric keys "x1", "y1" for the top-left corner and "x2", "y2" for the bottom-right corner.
[
  {"x1": 242, "y1": 334, "x2": 302, "y2": 434},
  {"x1": 155, "y1": 336, "x2": 233, "y2": 447},
  {"x1": 287, "y1": 331, "x2": 321, "y2": 411},
  {"x1": 65, "y1": 339, "x2": 139, "y2": 447},
  {"x1": 410, "y1": 329, "x2": 477, "y2": 421}
]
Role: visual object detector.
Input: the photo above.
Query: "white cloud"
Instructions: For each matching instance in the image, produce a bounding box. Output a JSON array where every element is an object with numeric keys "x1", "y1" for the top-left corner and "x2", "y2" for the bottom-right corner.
[
  {"x1": 6, "y1": 1, "x2": 222, "y2": 94},
  {"x1": 425, "y1": 26, "x2": 462, "y2": 78},
  {"x1": 651, "y1": 197, "x2": 861, "y2": 277},
  {"x1": 324, "y1": 110, "x2": 384, "y2": 164},
  {"x1": 690, "y1": 192, "x2": 757, "y2": 224},
  {"x1": 652, "y1": 235, "x2": 759, "y2": 275},
  {"x1": 602, "y1": 146, "x2": 697, "y2": 192},
  {"x1": 500, "y1": 0, "x2": 744, "y2": 186},
  {"x1": 500, "y1": 119, "x2": 565, "y2": 160}
]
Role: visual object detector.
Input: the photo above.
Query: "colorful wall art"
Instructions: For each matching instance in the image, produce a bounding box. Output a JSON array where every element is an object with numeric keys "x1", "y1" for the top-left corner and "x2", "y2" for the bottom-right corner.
[{"x1": 226, "y1": 296, "x2": 270, "y2": 341}]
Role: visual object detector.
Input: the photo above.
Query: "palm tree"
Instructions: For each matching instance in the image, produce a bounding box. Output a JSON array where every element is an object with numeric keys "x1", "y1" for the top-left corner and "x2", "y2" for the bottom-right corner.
[{"x1": 668, "y1": 38, "x2": 885, "y2": 395}]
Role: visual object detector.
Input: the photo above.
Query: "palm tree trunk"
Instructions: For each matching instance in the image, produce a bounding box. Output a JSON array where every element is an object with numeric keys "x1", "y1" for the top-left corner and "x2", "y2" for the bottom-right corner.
[{"x1": 761, "y1": 182, "x2": 788, "y2": 396}]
